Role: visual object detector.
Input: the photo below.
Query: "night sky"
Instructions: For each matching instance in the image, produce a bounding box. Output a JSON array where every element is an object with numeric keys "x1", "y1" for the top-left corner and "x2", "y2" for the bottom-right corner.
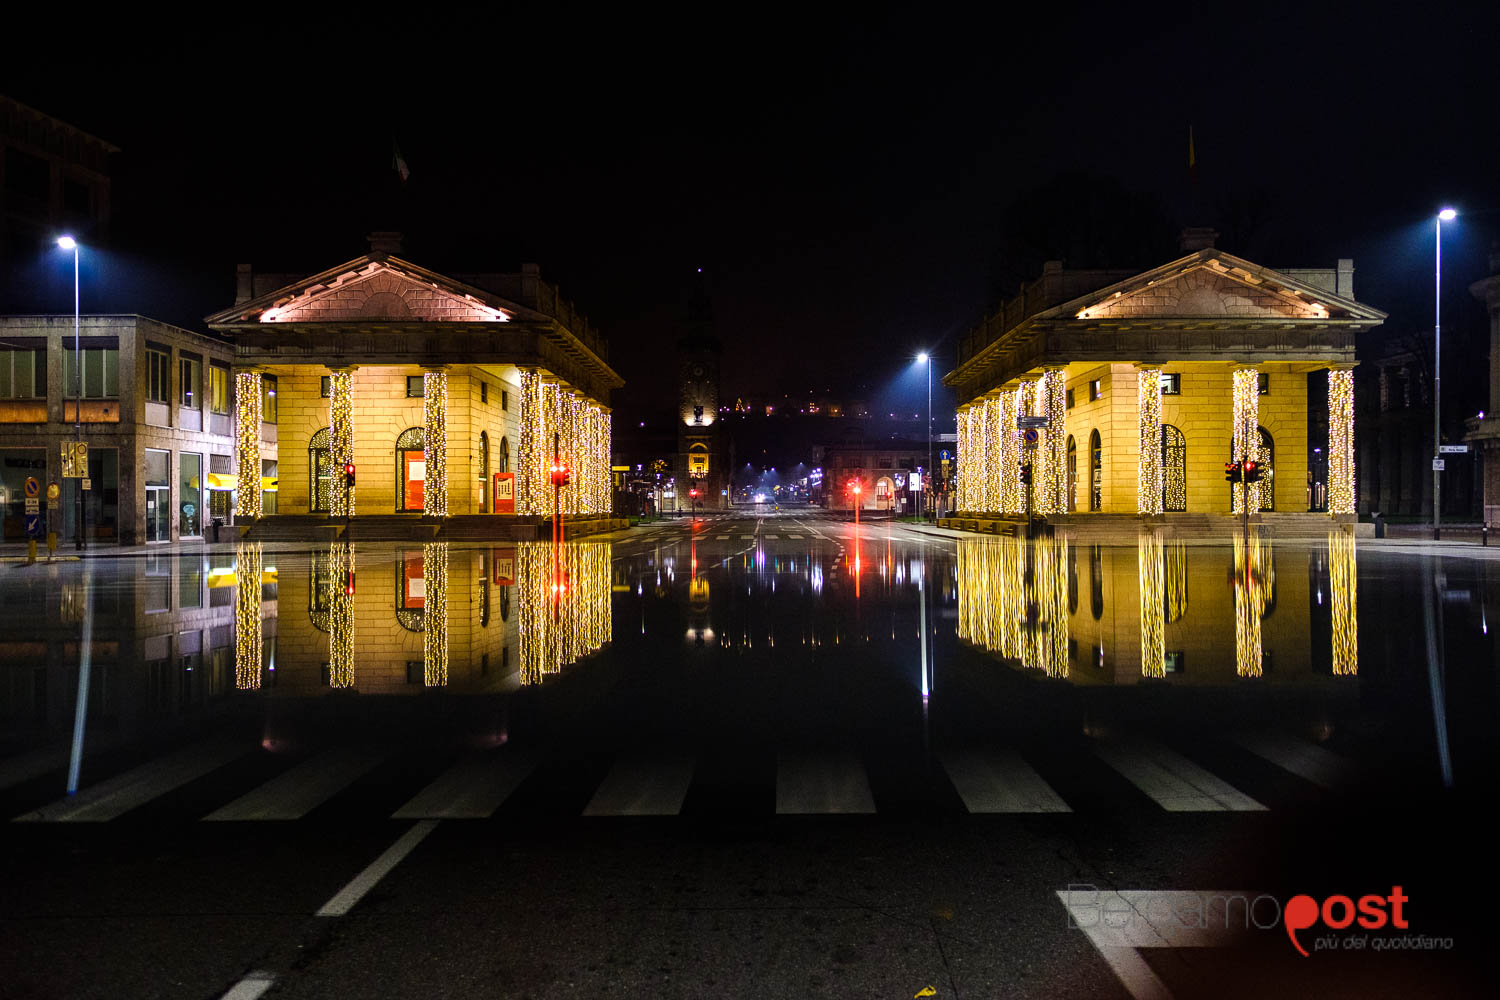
[{"x1": 4, "y1": 5, "x2": 1499, "y2": 426}]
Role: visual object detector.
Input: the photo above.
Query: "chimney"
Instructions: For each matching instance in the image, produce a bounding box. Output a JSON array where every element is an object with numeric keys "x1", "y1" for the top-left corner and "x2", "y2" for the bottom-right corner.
[
  {"x1": 1178, "y1": 227, "x2": 1218, "y2": 253},
  {"x1": 520, "y1": 262, "x2": 541, "y2": 306},
  {"x1": 235, "y1": 263, "x2": 254, "y2": 305},
  {"x1": 366, "y1": 231, "x2": 404, "y2": 255},
  {"x1": 1336, "y1": 258, "x2": 1355, "y2": 300}
]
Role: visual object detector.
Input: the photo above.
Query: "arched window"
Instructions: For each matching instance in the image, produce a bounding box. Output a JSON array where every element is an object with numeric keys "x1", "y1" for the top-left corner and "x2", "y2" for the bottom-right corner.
[
  {"x1": 1161, "y1": 425, "x2": 1187, "y2": 512},
  {"x1": 498, "y1": 436, "x2": 510, "y2": 473},
  {"x1": 1089, "y1": 430, "x2": 1103, "y2": 512},
  {"x1": 1066, "y1": 435, "x2": 1078, "y2": 513},
  {"x1": 1068, "y1": 544, "x2": 1079, "y2": 614},
  {"x1": 396, "y1": 427, "x2": 425, "y2": 513},
  {"x1": 396, "y1": 548, "x2": 425, "y2": 632},
  {"x1": 309, "y1": 427, "x2": 332, "y2": 513},
  {"x1": 1227, "y1": 427, "x2": 1276, "y2": 511},
  {"x1": 478, "y1": 432, "x2": 489, "y2": 513}
]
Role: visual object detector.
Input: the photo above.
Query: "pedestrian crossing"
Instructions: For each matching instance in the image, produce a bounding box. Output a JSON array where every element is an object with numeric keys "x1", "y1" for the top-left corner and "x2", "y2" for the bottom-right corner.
[{"x1": 6, "y1": 733, "x2": 1352, "y2": 825}]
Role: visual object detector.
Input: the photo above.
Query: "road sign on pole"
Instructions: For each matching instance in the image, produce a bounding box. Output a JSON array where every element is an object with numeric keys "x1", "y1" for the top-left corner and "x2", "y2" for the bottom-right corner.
[
  {"x1": 1022, "y1": 428, "x2": 1040, "y2": 449},
  {"x1": 1432, "y1": 458, "x2": 1446, "y2": 471},
  {"x1": 24, "y1": 477, "x2": 39, "y2": 498},
  {"x1": 1017, "y1": 415, "x2": 1048, "y2": 429},
  {"x1": 1438, "y1": 444, "x2": 1469, "y2": 454}
]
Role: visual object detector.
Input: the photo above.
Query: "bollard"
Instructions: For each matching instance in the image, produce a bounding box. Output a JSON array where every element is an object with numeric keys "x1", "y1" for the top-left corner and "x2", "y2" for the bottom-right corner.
[
  {"x1": 1373, "y1": 512, "x2": 1385, "y2": 539},
  {"x1": 26, "y1": 538, "x2": 37, "y2": 565},
  {"x1": 1484, "y1": 524, "x2": 1489, "y2": 547}
]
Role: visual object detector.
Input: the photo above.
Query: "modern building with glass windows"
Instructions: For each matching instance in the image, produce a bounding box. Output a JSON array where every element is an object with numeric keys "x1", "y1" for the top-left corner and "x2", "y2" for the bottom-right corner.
[
  {"x1": 205, "y1": 236, "x2": 619, "y2": 533},
  {"x1": 945, "y1": 232, "x2": 1386, "y2": 523},
  {"x1": 0, "y1": 314, "x2": 236, "y2": 544}
]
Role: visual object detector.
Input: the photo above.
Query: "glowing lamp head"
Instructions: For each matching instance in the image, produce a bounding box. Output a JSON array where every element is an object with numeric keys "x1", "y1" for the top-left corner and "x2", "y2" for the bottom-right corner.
[
  {"x1": 56, "y1": 236, "x2": 77, "y2": 250},
  {"x1": 917, "y1": 352, "x2": 928, "y2": 363},
  {"x1": 1439, "y1": 208, "x2": 1457, "y2": 221}
]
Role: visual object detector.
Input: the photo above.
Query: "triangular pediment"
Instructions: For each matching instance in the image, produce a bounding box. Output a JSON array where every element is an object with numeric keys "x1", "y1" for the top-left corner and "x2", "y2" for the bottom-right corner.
[
  {"x1": 1048, "y1": 250, "x2": 1387, "y2": 324},
  {"x1": 206, "y1": 256, "x2": 522, "y2": 326}
]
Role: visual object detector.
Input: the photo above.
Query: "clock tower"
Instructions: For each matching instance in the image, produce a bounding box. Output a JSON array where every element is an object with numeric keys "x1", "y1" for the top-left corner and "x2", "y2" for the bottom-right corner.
[{"x1": 677, "y1": 271, "x2": 726, "y2": 509}]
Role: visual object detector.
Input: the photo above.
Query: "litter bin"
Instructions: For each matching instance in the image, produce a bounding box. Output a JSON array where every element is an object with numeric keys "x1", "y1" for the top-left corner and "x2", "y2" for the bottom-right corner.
[
  {"x1": 212, "y1": 517, "x2": 223, "y2": 542},
  {"x1": 1373, "y1": 512, "x2": 1385, "y2": 539}
]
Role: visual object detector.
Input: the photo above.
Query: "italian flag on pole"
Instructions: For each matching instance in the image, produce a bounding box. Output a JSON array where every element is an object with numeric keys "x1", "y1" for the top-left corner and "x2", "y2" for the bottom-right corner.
[{"x1": 392, "y1": 141, "x2": 411, "y2": 183}]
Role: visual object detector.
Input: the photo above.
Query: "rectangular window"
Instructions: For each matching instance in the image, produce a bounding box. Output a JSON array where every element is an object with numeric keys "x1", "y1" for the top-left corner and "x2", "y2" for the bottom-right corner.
[
  {"x1": 209, "y1": 364, "x2": 230, "y2": 414},
  {"x1": 261, "y1": 375, "x2": 278, "y2": 423},
  {"x1": 64, "y1": 347, "x2": 120, "y2": 398},
  {"x1": 1065, "y1": 387, "x2": 1075, "y2": 410},
  {"x1": 1160, "y1": 373, "x2": 1181, "y2": 395},
  {"x1": 480, "y1": 382, "x2": 488, "y2": 404},
  {"x1": 1258, "y1": 373, "x2": 1270, "y2": 395},
  {"x1": 0, "y1": 349, "x2": 44, "y2": 399},
  {"x1": 146, "y1": 348, "x2": 170, "y2": 403},
  {"x1": 320, "y1": 375, "x2": 331, "y2": 398},
  {"x1": 179, "y1": 354, "x2": 201, "y2": 408},
  {"x1": 1089, "y1": 379, "x2": 1102, "y2": 402},
  {"x1": 502, "y1": 389, "x2": 509, "y2": 412},
  {"x1": 406, "y1": 376, "x2": 425, "y2": 398},
  {"x1": 261, "y1": 458, "x2": 278, "y2": 514}
]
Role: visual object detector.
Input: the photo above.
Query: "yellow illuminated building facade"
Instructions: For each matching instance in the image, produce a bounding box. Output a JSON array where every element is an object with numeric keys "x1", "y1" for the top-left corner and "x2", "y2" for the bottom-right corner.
[
  {"x1": 947, "y1": 243, "x2": 1384, "y2": 519},
  {"x1": 208, "y1": 246, "x2": 620, "y2": 525}
]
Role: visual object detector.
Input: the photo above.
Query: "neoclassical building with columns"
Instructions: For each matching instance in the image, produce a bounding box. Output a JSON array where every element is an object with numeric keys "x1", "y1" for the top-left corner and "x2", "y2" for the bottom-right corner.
[
  {"x1": 947, "y1": 235, "x2": 1386, "y2": 520},
  {"x1": 207, "y1": 237, "x2": 620, "y2": 529}
]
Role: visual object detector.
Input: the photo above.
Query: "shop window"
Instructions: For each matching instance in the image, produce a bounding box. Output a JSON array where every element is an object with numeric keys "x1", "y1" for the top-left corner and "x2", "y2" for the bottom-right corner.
[{"x1": 396, "y1": 427, "x2": 426, "y2": 512}]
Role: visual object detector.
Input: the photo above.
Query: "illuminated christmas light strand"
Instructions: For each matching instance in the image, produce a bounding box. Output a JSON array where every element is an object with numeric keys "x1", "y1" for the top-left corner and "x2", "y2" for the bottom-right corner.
[
  {"x1": 1039, "y1": 369, "x2": 1067, "y2": 514},
  {"x1": 1231, "y1": 368, "x2": 1260, "y2": 513},
  {"x1": 234, "y1": 541, "x2": 262, "y2": 689},
  {"x1": 423, "y1": 541, "x2": 448, "y2": 686},
  {"x1": 1137, "y1": 367, "x2": 1163, "y2": 514},
  {"x1": 1138, "y1": 530, "x2": 1165, "y2": 678},
  {"x1": 329, "y1": 540, "x2": 355, "y2": 688},
  {"x1": 1328, "y1": 367, "x2": 1356, "y2": 515},
  {"x1": 235, "y1": 371, "x2": 262, "y2": 518},
  {"x1": 1329, "y1": 530, "x2": 1358, "y2": 676},
  {"x1": 955, "y1": 535, "x2": 1069, "y2": 677},
  {"x1": 423, "y1": 369, "x2": 449, "y2": 517},
  {"x1": 329, "y1": 369, "x2": 355, "y2": 518}
]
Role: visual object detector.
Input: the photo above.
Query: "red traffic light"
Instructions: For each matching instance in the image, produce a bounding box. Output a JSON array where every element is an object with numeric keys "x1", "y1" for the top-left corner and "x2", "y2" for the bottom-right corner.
[
  {"x1": 344, "y1": 462, "x2": 355, "y2": 477},
  {"x1": 690, "y1": 488, "x2": 699, "y2": 498},
  {"x1": 549, "y1": 462, "x2": 571, "y2": 486},
  {"x1": 849, "y1": 479, "x2": 862, "y2": 495}
]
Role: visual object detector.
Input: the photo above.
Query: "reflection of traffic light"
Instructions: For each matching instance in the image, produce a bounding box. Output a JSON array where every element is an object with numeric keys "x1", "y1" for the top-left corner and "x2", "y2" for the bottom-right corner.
[
  {"x1": 550, "y1": 462, "x2": 571, "y2": 486},
  {"x1": 344, "y1": 569, "x2": 356, "y2": 596},
  {"x1": 1019, "y1": 463, "x2": 1033, "y2": 485},
  {"x1": 345, "y1": 462, "x2": 356, "y2": 488},
  {"x1": 1243, "y1": 460, "x2": 1263, "y2": 484},
  {"x1": 1224, "y1": 461, "x2": 1242, "y2": 483}
]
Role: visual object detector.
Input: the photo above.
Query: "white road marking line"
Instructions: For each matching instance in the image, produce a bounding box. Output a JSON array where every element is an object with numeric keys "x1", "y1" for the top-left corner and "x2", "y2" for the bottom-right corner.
[
  {"x1": 787, "y1": 534, "x2": 802, "y2": 539},
  {"x1": 203, "y1": 746, "x2": 389, "y2": 821},
  {"x1": 716, "y1": 535, "x2": 729, "y2": 540},
  {"x1": 1095, "y1": 741, "x2": 1267, "y2": 812},
  {"x1": 583, "y1": 753, "x2": 695, "y2": 816},
  {"x1": 940, "y1": 749, "x2": 1071, "y2": 813},
  {"x1": 316, "y1": 820, "x2": 439, "y2": 917},
  {"x1": 391, "y1": 749, "x2": 541, "y2": 819},
  {"x1": 776, "y1": 750, "x2": 876, "y2": 814},
  {"x1": 220, "y1": 971, "x2": 276, "y2": 1000},
  {"x1": 741, "y1": 534, "x2": 754, "y2": 540},
  {"x1": 1057, "y1": 888, "x2": 1250, "y2": 1000},
  {"x1": 13, "y1": 740, "x2": 248, "y2": 823},
  {"x1": 764, "y1": 534, "x2": 779, "y2": 539},
  {"x1": 1232, "y1": 731, "x2": 1353, "y2": 790}
]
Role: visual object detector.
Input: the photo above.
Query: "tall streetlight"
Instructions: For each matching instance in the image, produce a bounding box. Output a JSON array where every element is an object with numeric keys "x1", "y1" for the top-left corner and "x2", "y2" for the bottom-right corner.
[
  {"x1": 57, "y1": 236, "x2": 83, "y2": 551},
  {"x1": 1434, "y1": 208, "x2": 1457, "y2": 541},
  {"x1": 917, "y1": 352, "x2": 931, "y2": 519}
]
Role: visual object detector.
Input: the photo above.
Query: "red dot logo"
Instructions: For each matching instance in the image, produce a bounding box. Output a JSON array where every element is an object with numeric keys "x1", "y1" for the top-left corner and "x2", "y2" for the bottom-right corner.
[{"x1": 1284, "y1": 895, "x2": 1319, "y2": 957}]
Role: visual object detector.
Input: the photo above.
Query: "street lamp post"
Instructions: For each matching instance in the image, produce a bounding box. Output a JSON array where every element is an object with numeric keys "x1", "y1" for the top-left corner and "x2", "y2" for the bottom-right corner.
[
  {"x1": 58, "y1": 236, "x2": 83, "y2": 551},
  {"x1": 918, "y1": 352, "x2": 932, "y2": 519},
  {"x1": 1434, "y1": 208, "x2": 1457, "y2": 541}
]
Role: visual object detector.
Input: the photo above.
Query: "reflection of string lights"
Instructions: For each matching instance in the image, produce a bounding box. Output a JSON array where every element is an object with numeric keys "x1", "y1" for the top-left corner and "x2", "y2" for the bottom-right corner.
[
  {"x1": 1165, "y1": 541, "x2": 1188, "y2": 623},
  {"x1": 1139, "y1": 531, "x2": 1165, "y2": 678},
  {"x1": 235, "y1": 371, "x2": 262, "y2": 518},
  {"x1": 1328, "y1": 368, "x2": 1356, "y2": 515},
  {"x1": 234, "y1": 541, "x2": 262, "y2": 688},
  {"x1": 329, "y1": 540, "x2": 355, "y2": 688},
  {"x1": 1231, "y1": 368, "x2": 1260, "y2": 513},
  {"x1": 330, "y1": 369, "x2": 355, "y2": 517},
  {"x1": 956, "y1": 535, "x2": 1069, "y2": 676},
  {"x1": 1233, "y1": 528, "x2": 1271, "y2": 677},
  {"x1": 518, "y1": 542, "x2": 611, "y2": 684},
  {"x1": 1329, "y1": 530, "x2": 1358, "y2": 675},
  {"x1": 423, "y1": 542, "x2": 448, "y2": 686},
  {"x1": 1137, "y1": 367, "x2": 1163, "y2": 514},
  {"x1": 423, "y1": 369, "x2": 449, "y2": 516}
]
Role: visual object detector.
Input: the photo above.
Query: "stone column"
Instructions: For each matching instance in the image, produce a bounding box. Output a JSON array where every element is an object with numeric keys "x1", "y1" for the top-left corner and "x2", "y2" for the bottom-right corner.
[
  {"x1": 1327, "y1": 365, "x2": 1357, "y2": 515},
  {"x1": 1039, "y1": 368, "x2": 1067, "y2": 514},
  {"x1": 328, "y1": 367, "x2": 356, "y2": 518},
  {"x1": 234, "y1": 369, "x2": 262, "y2": 518},
  {"x1": 1231, "y1": 366, "x2": 1260, "y2": 513},
  {"x1": 422, "y1": 367, "x2": 449, "y2": 517},
  {"x1": 1136, "y1": 365, "x2": 1164, "y2": 515}
]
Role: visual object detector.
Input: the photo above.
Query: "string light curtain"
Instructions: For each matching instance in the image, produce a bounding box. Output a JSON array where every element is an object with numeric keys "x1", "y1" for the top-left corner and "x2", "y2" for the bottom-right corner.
[
  {"x1": 234, "y1": 542, "x2": 263, "y2": 689},
  {"x1": 235, "y1": 371, "x2": 262, "y2": 518},
  {"x1": 999, "y1": 391, "x2": 1019, "y2": 513},
  {"x1": 329, "y1": 369, "x2": 355, "y2": 518},
  {"x1": 1039, "y1": 369, "x2": 1067, "y2": 514},
  {"x1": 517, "y1": 540, "x2": 612, "y2": 685},
  {"x1": 422, "y1": 369, "x2": 449, "y2": 517},
  {"x1": 1231, "y1": 368, "x2": 1260, "y2": 513},
  {"x1": 955, "y1": 407, "x2": 971, "y2": 511},
  {"x1": 1137, "y1": 367, "x2": 1164, "y2": 514},
  {"x1": 423, "y1": 541, "x2": 448, "y2": 686},
  {"x1": 1328, "y1": 367, "x2": 1356, "y2": 515},
  {"x1": 1138, "y1": 530, "x2": 1165, "y2": 678},
  {"x1": 329, "y1": 540, "x2": 355, "y2": 688},
  {"x1": 985, "y1": 395, "x2": 1004, "y2": 513},
  {"x1": 955, "y1": 536, "x2": 1069, "y2": 676},
  {"x1": 1329, "y1": 530, "x2": 1358, "y2": 675},
  {"x1": 517, "y1": 372, "x2": 612, "y2": 517}
]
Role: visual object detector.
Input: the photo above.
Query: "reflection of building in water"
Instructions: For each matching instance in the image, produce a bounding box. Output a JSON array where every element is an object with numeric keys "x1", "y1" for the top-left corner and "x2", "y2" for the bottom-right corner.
[
  {"x1": 956, "y1": 536, "x2": 1070, "y2": 677},
  {"x1": 0, "y1": 552, "x2": 239, "y2": 743},
  {"x1": 1329, "y1": 530, "x2": 1358, "y2": 675},
  {"x1": 958, "y1": 530, "x2": 1359, "y2": 684},
  {"x1": 517, "y1": 542, "x2": 611, "y2": 685}
]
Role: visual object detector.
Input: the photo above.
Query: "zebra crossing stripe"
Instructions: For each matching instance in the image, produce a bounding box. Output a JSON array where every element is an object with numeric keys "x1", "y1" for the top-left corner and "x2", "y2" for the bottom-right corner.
[
  {"x1": 1232, "y1": 731, "x2": 1353, "y2": 790},
  {"x1": 583, "y1": 753, "x2": 695, "y2": 816},
  {"x1": 1095, "y1": 741, "x2": 1266, "y2": 812},
  {"x1": 12, "y1": 740, "x2": 248, "y2": 823},
  {"x1": 392, "y1": 748, "x2": 542, "y2": 819},
  {"x1": 776, "y1": 750, "x2": 876, "y2": 814},
  {"x1": 203, "y1": 746, "x2": 389, "y2": 821},
  {"x1": 940, "y1": 749, "x2": 1070, "y2": 813}
]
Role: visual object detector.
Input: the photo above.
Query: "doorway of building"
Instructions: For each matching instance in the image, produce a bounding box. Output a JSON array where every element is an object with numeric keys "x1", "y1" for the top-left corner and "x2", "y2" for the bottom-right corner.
[{"x1": 145, "y1": 448, "x2": 170, "y2": 542}]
